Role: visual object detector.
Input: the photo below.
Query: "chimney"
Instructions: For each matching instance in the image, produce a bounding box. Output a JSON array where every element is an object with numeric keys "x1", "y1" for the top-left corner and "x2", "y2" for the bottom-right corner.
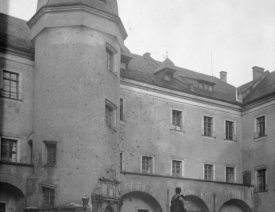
[
  {"x1": 219, "y1": 71, "x2": 227, "y2": 83},
  {"x1": 252, "y1": 66, "x2": 265, "y2": 81}
]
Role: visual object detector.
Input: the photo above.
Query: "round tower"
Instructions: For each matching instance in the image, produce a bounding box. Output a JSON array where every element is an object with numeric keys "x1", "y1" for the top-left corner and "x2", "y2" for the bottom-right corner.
[{"x1": 28, "y1": 0, "x2": 126, "y2": 209}]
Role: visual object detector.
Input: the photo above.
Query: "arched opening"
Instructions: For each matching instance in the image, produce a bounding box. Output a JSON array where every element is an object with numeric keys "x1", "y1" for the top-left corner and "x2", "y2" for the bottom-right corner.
[
  {"x1": 105, "y1": 206, "x2": 114, "y2": 212},
  {"x1": 121, "y1": 191, "x2": 163, "y2": 212},
  {"x1": 0, "y1": 182, "x2": 25, "y2": 212},
  {"x1": 184, "y1": 195, "x2": 209, "y2": 212},
  {"x1": 218, "y1": 199, "x2": 251, "y2": 212}
]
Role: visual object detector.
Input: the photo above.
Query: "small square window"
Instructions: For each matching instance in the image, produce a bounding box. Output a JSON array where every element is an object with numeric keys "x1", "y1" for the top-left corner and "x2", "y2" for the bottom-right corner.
[
  {"x1": 172, "y1": 160, "x2": 182, "y2": 177},
  {"x1": 204, "y1": 164, "x2": 213, "y2": 180},
  {"x1": 105, "y1": 99, "x2": 117, "y2": 129},
  {"x1": 0, "y1": 137, "x2": 17, "y2": 162},
  {"x1": 142, "y1": 156, "x2": 153, "y2": 174},
  {"x1": 203, "y1": 116, "x2": 213, "y2": 137},
  {"x1": 1, "y1": 70, "x2": 19, "y2": 99},
  {"x1": 226, "y1": 166, "x2": 235, "y2": 183},
  {"x1": 44, "y1": 141, "x2": 57, "y2": 167},
  {"x1": 256, "y1": 116, "x2": 265, "y2": 138},
  {"x1": 42, "y1": 186, "x2": 55, "y2": 208},
  {"x1": 256, "y1": 168, "x2": 267, "y2": 192}
]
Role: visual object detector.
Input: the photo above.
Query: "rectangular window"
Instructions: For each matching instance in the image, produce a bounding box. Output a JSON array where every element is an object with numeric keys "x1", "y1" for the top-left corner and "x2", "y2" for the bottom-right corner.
[
  {"x1": 120, "y1": 98, "x2": 124, "y2": 121},
  {"x1": 42, "y1": 186, "x2": 55, "y2": 208},
  {"x1": 172, "y1": 160, "x2": 182, "y2": 177},
  {"x1": 256, "y1": 168, "x2": 267, "y2": 192},
  {"x1": 226, "y1": 166, "x2": 235, "y2": 183},
  {"x1": 172, "y1": 110, "x2": 182, "y2": 129},
  {"x1": 1, "y1": 70, "x2": 19, "y2": 99},
  {"x1": 44, "y1": 141, "x2": 57, "y2": 167},
  {"x1": 0, "y1": 203, "x2": 6, "y2": 212},
  {"x1": 256, "y1": 116, "x2": 265, "y2": 138},
  {"x1": 225, "y1": 121, "x2": 234, "y2": 140},
  {"x1": 106, "y1": 48, "x2": 113, "y2": 72},
  {"x1": 204, "y1": 116, "x2": 213, "y2": 137},
  {"x1": 142, "y1": 156, "x2": 153, "y2": 174},
  {"x1": 105, "y1": 99, "x2": 116, "y2": 129},
  {"x1": 204, "y1": 164, "x2": 213, "y2": 180},
  {"x1": 0, "y1": 137, "x2": 17, "y2": 162}
]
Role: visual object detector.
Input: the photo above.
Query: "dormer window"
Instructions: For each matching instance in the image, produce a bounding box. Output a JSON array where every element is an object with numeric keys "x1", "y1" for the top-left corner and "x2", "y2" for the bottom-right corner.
[{"x1": 198, "y1": 81, "x2": 215, "y2": 92}]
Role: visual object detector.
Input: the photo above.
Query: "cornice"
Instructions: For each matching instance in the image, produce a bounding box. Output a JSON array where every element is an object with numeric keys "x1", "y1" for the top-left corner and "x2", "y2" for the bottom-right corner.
[
  {"x1": 28, "y1": 3, "x2": 127, "y2": 39},
  {"x1": 0, "y1": 46, "x2": 34, "y2": 61},
  {"x1": 120, "y1": 78, "x2": 242, "y2": 114}
]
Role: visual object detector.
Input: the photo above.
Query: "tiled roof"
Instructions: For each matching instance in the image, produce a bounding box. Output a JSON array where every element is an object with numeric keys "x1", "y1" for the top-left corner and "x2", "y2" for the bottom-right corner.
[
  {"x1": 0, "y1": 13, "x2": 33, "y2": 56},
  {"x1": 122, "y1": 53, "x2": 239, "y2": 104},
  {"x1": 241, "y1": 71, "x2": 275, "y2": 104}
]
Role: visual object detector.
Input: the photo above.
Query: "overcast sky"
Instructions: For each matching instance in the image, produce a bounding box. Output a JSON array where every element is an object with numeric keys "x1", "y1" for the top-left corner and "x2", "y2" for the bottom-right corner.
[{"x1": 1, "y1": 0, "x2": 275, "y2": 86}]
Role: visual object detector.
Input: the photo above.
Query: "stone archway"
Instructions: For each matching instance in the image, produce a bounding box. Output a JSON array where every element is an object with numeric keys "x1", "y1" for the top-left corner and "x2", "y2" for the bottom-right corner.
[
  {"x1": 184, "y1": 195, "x2": 210, "y2": 212},
  {"x1": 121, "y1": 191, "x2": 163, "y2": 212},
  {"x1": 0, "y1": 182, "x2": 25, "y2": 212},
  {"x1": 218, "y1": 199, "x2": 251, "y2": 212}
]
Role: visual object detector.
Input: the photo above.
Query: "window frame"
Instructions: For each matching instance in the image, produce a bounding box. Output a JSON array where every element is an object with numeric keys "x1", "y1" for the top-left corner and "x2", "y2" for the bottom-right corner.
[
  {"x1": 41, "y1": 185, "x2": 56, "y2": 208},
  {"x1": 225, "y1": 166, "x2": 236, "y2": 183},
  {"x1": 141, "y1": 155, "x2": 154, "y2": 174},
  {"x1": 0, "y1": 70, "x2": 20, "y2": 100},
  {"x1": 43, "y1": 141, "x2": 57, "y2": 167},
  {"x1": 105, "y1": 99, "x2": 117, "y2": 130},
  {"x1": 255, "y1": 116, "x2": 266, "y2": 139},
  {"x1": 204, "y1": 163, "x2": 214, "y2": 181},
  {"x1": 255, "y1": 168, "x2": 267, "y2": 192},
  {"x1": 0, "y1": 136, "x2": 19, "y2": 163},
  {"x1": 106, "y1": 43, "x2": 117, "y2": 74},
  {"x1": 171, "y1": 109, "x2": 184, "y2": 131},
  {"x1": 202, "y1": 115, "x2": 215, "y2": 137},
  {"x1": 171, "y1": 159, "x2": 184, "y2": 177},
  {"x1": 225, "y1": 120, "x2": 236, "y2": 141}
]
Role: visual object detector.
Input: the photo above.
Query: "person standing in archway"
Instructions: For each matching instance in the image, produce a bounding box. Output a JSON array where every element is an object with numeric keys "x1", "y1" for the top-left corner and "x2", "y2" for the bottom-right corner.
[{"x1": 170, "y1": 187, "x2": 187, "y2": 212}]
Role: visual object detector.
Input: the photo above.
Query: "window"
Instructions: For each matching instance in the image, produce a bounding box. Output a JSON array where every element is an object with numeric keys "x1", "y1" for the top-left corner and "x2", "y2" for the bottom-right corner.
[
  {"x1": 1, "y1": 70, "x2": 19, "y2": 99},
  {"x1": 256, "y1": 116, "x2": 266, "y2": 138},
  {"x1": 42, "y1": 186, "x2": 55, "y2": 208},
  {"x1": 142, "y1": 156, "x2": 153, "y2": 174},
  {"x1": 105, "y1": 99, "x2": 117, "y2": 129},
  {"x1": 226, "y1": 166, "x2": 235, "y2": 183},
  {"x1": 120, "y1": 98, "x2": 124, "y2": 121},
  {"x1": 44, "y1": 141, "x2": 57, "y2": 167},
  {"x1": 0, "y1": 137, "x2": 17, "y2": 162},
  {"x1": 172, "y1": 110, "x2": 183, "y2": 130},
  {"x1": 256, "y1": 168, "x2": 267, "y2": 192},
  {"x1": 172, "y1": 160, "x2": 182, "y2": 177},
  {"x1": 203, "y1": 116, "x2": 213, "y2": 137},
  {"x1": 198, "y1": 82, "x2": 214, "y2": 92},
  {"x1": 0, "y1": 203, "x2": 6, "y2": 212},
  {"x1": 204, "y1": 164, "x2": 213, "y2": 180},
  {"x1": 106, "y1": 43, "x2": 117, "y2": 73},
  {"x1": 225, "y1": 121, "x2": 234, "y2": 140}
]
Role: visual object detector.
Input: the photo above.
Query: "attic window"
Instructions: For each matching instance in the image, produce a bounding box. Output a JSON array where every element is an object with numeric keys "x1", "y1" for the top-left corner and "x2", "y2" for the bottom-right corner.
[{"x1": 198, "y1": 82, "x2": 214, "y2": 92}]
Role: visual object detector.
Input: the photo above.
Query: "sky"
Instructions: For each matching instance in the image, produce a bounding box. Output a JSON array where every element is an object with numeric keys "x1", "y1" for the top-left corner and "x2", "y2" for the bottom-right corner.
[{"x1": 1, "y1": 0, "x2": 274, "y2": 87}]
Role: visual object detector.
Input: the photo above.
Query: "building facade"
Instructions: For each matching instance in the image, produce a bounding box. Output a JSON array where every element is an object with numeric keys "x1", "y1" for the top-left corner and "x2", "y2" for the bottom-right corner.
[{"x1": 0, "y1": 1, "x2": 274, "y2": 212}]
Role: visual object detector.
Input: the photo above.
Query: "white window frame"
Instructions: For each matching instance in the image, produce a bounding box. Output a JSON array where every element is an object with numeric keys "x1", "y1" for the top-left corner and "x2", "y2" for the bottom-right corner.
[
  {"x1": 0, "y1": 136, "x2": 20, "y2": 163},
  {"x1": 203, "y1": 163, "x2": 215, "y2": 181},
  {"x1": 225, "y1": 165, "x2": 236, "y2": 183},
  {"x1": 0, "y1": 69, "x2": 22, "y2": 100},
  {"x1": 224, "y1": 120, "x2": 236, "y2": 141},
  {"x1": 254, "y1": 115, "x2": 267, "y2": 139},
  {"x1": 140, "y1": 155, "x2": 154, "y2": 174},
  {"x1": 171, "y1": 108, "x2": 184, "y2": 131},
  {"x1": 41, "y1": 184, "x2": 56, "y2": 208},
  {"x1": 255, "y1": 167, "x2": 268, "y2": 192},
  {"x1": 106, "y1": 43, "x2": 117, "y2": 74},
  {"x1": 171, "y1": 159, "x2": 184, "y2": 177},
  {"x1": 105, "y1": 99, "x2": 117, "y2": 130},
  {"x1": 201, "y1": 115, "x2": 215, "y2": 138}
]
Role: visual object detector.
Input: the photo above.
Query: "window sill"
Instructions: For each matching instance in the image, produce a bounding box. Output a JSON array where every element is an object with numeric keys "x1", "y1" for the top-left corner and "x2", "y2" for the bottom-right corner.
[
  {"x1": 106, "y1": 125, "x2": 117, "y2": 133},
  {"x1": 224, "y1": 138, "x2": 237, "y2": 142},
  {"x1": 254, "y1": 135, "x2": 268, "y2": 141},
  {"x1": 170, "y1": 126, "x2": 185, "y2": 133},
  {"x1": 107, "y1": 69, "x2": 118, "y2": 78},
  {"x1": 202, "y1": 135, "x2": 216, "y2": 139},
  {"x1": 44, "y1": 164, "x2": 56, "y2": 168},
  {"x1": 0, "y1": 95, "x2": 23, "y2": 102},
  {"x1": 0, "y1": 160, "x2": 33, "y2": 167},
  {"x1": 254, "y1": 189, "x2": 268, "y2": 193}
]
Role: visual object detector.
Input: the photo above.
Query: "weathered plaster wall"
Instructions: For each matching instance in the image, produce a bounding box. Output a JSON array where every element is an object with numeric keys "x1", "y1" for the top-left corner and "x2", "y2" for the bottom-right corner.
[
  {"x1": 120, "y1": 86, "x2": 243, "y2": 182},
  {"x1": 242, "y1": 101, "x2": 275, "y2": 212},
  {"x1": 31, "y1": 25, "x2": 121, "y2": 206}
]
